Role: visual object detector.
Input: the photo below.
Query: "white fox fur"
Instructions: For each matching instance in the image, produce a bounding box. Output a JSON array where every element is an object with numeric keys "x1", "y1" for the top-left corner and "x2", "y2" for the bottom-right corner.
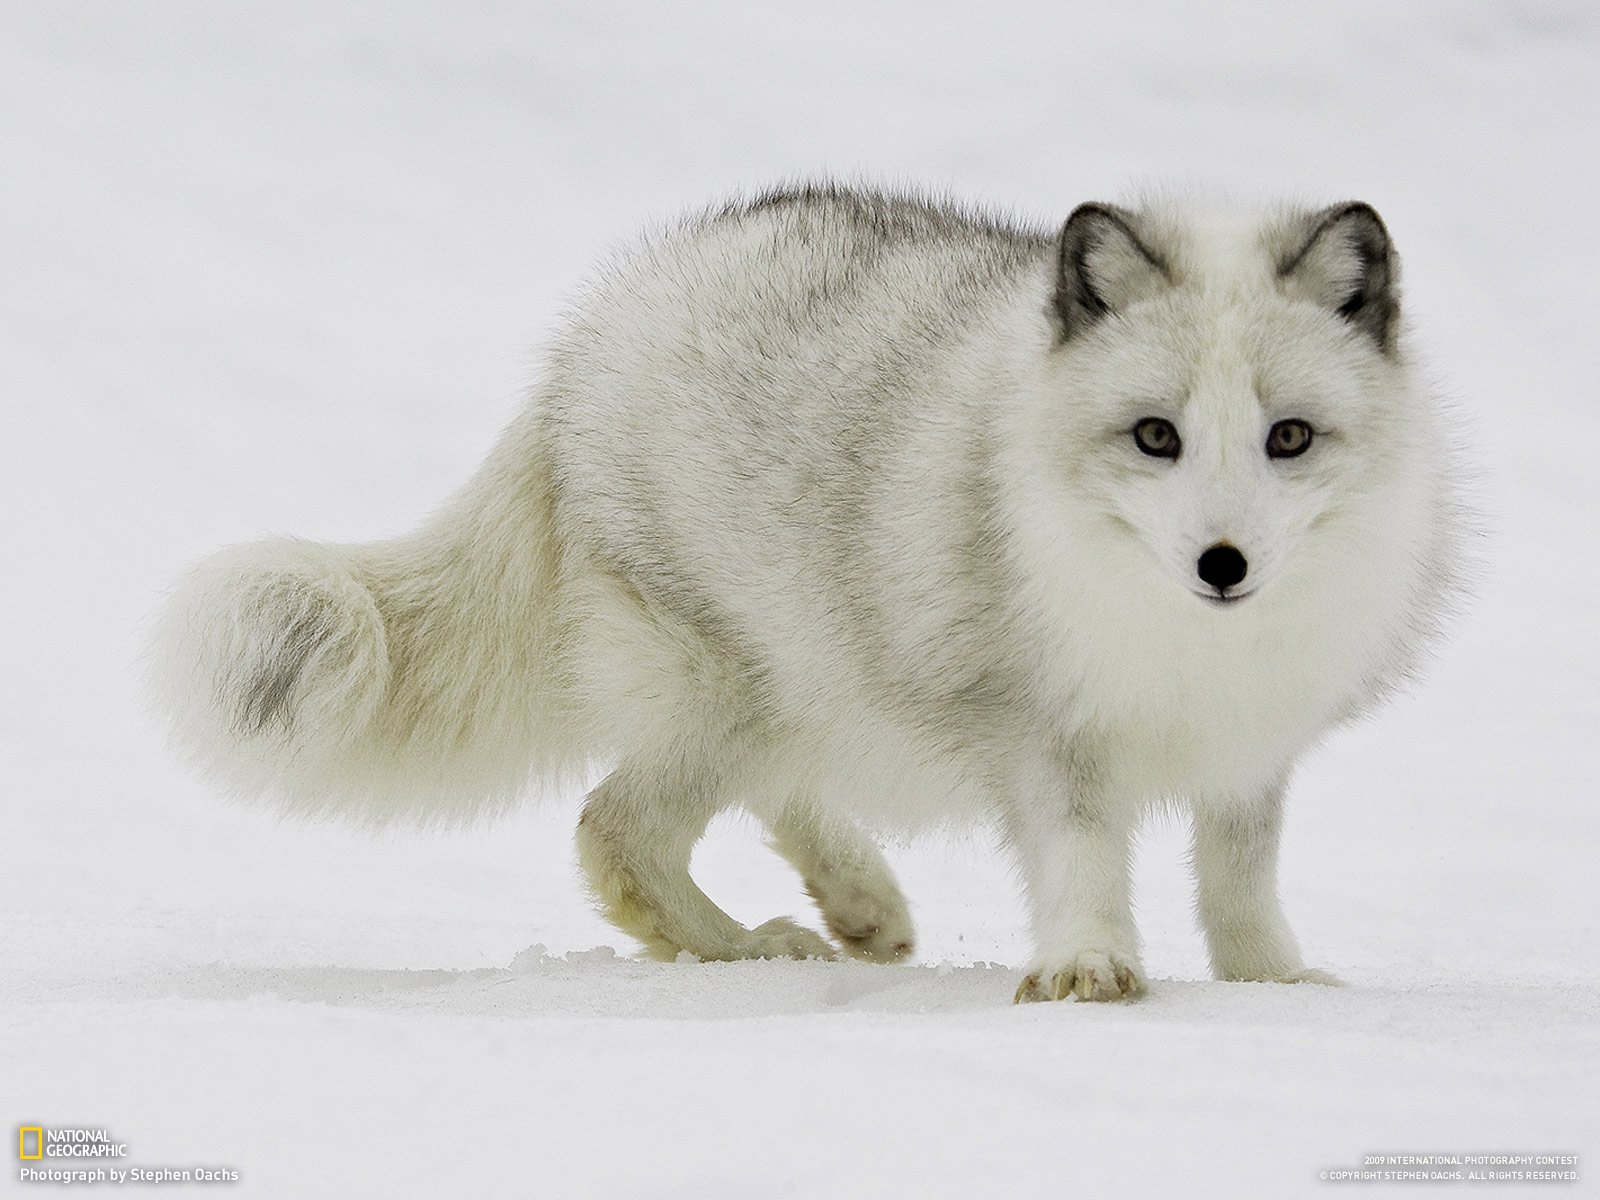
[{"x1": 152, "y1": 185, "x2": 1462, "y2": 999}]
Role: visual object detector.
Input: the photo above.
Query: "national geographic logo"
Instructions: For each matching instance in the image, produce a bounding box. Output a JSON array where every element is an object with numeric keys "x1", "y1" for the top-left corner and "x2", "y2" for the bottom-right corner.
[{"x1": 17, "y1": 1126, "x2": 127, "y2": 1159}]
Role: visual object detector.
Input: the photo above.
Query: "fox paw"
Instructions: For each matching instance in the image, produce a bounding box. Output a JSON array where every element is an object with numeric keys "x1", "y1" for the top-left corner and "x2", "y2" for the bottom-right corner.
[
  {"x1": 749, "y1": 917, "x2": 838, "y2": 961},
  {"x1": 815, "y1": 887, "x2": 914, "y2": 964},
  {"x1": 1015, "y1": 949, "x2": 1146, "y2": 1003},
  {"x1": 1275, "y1": 966, "x2": 1343, "y2": 986},
  {"x1": 1218, "y1": 963, "x2": 1344, "y2": 986}
]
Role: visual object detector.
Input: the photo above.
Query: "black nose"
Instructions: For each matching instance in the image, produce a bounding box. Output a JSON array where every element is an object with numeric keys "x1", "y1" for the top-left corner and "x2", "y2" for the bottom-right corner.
[{"x1": 1196, "y1": 544, "x2": 1248, "y2": 591}]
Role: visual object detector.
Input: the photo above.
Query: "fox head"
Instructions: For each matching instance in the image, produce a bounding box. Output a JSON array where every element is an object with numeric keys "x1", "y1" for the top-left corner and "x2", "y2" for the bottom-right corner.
[{"x1": 1036, "y1": 198, "x2": 1432, "y2": 615}]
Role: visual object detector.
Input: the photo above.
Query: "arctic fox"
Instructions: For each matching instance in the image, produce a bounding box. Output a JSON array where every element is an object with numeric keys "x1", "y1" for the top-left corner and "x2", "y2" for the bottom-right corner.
[{"x1": 152, "y1": 185, "x2": 1460, "y2": 1001}]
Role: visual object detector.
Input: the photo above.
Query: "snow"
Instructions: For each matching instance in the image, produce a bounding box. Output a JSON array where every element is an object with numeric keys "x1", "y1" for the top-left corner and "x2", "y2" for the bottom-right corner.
[{"x1": 3, "y1": 1, "x2": 1598, "y2": 1195}]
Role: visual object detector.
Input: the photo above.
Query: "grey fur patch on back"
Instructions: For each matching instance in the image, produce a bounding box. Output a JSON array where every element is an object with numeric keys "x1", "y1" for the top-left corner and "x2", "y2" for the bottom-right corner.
[{"x1": 716, "y1": 182, "x2": 1049, "y2": 251}]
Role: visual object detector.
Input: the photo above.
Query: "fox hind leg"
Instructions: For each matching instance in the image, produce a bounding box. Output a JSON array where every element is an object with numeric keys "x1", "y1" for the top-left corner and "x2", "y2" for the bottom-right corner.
[
  {"x1": 575, "y1": 759, "x2": 836, "y2": 962},
  {"x1": 768, "y1": 803, "x2": 914, "y2": 963}
]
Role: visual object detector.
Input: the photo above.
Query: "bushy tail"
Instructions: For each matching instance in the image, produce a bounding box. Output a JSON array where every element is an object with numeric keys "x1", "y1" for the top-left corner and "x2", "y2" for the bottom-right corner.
[{"x1": 149, "y1": 429, "x2": 589, "y2": 826}]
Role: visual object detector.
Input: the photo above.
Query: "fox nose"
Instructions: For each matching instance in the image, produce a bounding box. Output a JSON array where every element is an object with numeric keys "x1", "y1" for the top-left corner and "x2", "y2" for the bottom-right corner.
[{"x1": 1196, "y1": 543, "x2": 1248, "y2": 591}]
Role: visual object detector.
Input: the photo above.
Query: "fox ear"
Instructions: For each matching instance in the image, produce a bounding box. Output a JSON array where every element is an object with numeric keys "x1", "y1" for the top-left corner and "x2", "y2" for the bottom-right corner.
[
  {"x1": 1052, "y1": 203, "x2": 1171, "y2": 342},
  {"x1": 1279, "y1": 202, "x2": 1400, "y2": 354}
]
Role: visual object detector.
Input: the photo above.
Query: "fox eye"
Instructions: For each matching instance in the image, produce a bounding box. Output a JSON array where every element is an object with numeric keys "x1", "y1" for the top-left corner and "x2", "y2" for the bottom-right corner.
[
  {"x1": 1133, "y1": 417, "x2": 1181, "y2": 459},
  {"x1": 1266, "y1": 419, "x2": 1314, "y2": 458}
]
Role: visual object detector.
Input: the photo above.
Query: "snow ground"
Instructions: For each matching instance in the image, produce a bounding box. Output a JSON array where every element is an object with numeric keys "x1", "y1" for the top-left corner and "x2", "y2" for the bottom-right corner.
[{"x1": 3, "y1": 1, "x2": 1598, "y2": 1196}]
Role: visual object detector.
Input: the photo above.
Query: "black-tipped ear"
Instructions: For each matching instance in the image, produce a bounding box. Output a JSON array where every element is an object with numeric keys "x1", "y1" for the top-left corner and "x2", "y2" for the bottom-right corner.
[
  {"x1": 1278, "y1": 202, "x2": 1400, "y2": 354},
  {"x1": 1052, "y1": 203, "x2": 1171, "y2": 342}
]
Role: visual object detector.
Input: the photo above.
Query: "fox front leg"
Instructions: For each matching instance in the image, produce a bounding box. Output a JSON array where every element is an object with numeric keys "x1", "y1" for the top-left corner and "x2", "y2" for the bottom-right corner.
[
  {"x1": 1191, "y1": 781, "x2": 1341, "y2": 986},
  {"x1": 1006, "y1": 747, "x2": 1146, "y2": 1003}
]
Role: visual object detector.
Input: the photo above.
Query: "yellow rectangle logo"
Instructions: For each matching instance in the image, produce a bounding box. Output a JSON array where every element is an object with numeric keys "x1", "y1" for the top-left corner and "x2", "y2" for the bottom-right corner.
[{"x1": 19, "y1": 1127, "x2": 43, "y2": 1160}]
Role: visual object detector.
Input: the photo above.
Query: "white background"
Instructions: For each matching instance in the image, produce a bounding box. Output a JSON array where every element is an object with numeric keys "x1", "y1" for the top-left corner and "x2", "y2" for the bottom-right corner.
[{"x1": 3, "y1": 2, "x2": 1597, "y2": 1196}]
